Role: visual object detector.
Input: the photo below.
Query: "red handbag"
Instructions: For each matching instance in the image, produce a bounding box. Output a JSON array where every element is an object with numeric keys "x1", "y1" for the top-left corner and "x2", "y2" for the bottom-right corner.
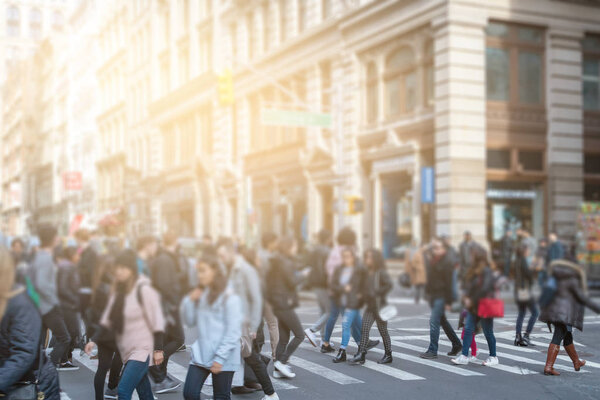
[{"x1": 477, "y1": 298, "x2": 504, "y2": 318}]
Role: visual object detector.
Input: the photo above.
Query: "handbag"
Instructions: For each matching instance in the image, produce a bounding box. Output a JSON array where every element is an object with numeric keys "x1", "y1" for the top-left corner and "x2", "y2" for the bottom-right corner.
[
  {"x1": 398, "y1": 272, "x2": 411, "y2": 288},
  {"x1": 477, "y1": 298, "x2": 504, "y2": 318},
  {"x1": 516, "y1": 288, "x2": 531, "y2": 302}
]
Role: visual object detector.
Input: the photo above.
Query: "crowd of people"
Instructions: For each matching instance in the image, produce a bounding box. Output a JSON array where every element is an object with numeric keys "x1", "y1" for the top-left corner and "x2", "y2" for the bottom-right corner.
[{"x1": 1, "y1": 223, "x2": 599, "y2": 399}]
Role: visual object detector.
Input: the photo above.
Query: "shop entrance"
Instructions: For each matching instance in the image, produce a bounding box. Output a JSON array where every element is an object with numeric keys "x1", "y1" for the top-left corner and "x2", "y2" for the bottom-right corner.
[{"x1": 381, "y1": 172, "x2": 412, "y2": 259}]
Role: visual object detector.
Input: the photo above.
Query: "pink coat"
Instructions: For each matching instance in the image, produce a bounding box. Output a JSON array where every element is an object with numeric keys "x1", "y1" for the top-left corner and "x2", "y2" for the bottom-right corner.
[{"x1": 101, "y1": 275, "x2": 165, "y2": 364}]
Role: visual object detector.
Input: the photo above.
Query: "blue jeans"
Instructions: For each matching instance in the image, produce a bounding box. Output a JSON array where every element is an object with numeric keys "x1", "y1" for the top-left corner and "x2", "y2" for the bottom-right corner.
[
  {"x1": 462, "y1": 312, "x2": 496, "y2": 357},
  {"x1": 323, "y1": 299, "x2": 361, "y2": 345},
  {"x1": 538, "y1": 270, "x2": 547, "y2": 287},
  {"x1": 183, "y1": 364, "x2": 234, "y2": 400},
  {"x1": 340, "y1": 309, "x2": 362, "y2": 349},
  {"x1": 427, "y1": 297, "x2": 461, "y2": 354},
  {"x1": 516, "y1": 299, "x2": 539, "y2": 335},
  {"x1": 118, "y1": 358, "x2": 153, "y2": 400}
]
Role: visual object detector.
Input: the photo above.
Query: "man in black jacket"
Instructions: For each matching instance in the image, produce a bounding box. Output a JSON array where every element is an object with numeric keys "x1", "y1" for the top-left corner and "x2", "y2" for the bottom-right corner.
[
  {"x1": 76, "y1": 228, "x2": 97, "y2": 338},
  {"x1": 420, "y1": 238, "x2": 462, "y2": 359},
  {"x1": 148, "y1": 231, "x2": 184, "y2": 394},
  {"x1": 304, "y1": 229, "x2": 332, "y2": 348}
]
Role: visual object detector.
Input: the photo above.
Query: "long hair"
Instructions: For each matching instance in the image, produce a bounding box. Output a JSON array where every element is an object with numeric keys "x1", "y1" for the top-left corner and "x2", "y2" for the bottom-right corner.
[
  {"x1": 91, "y1": 254, "x2": 114, "y2": 305},
  {"x1": 200, "y1": 256, "x2": 228, "y2": 305},
  {"x1": 465, "y1": 244, "x2": 491, "y2": 281},
  {"x1": 364, "y1": 248, "x2": 386, "y2": 271},
  {"x1": 0, "y1": 247, "x2": 17, "y2": 321},
  {"x1": 108, "y1": 257, "x2": 136, "y2": 335}
]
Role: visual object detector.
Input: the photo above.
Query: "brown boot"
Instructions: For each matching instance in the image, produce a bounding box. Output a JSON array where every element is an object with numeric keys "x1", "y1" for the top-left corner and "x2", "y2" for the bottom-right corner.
[
  {"x1": 544, "y1": 344, "x2": 561, "y2": 376},
  {"x1": 565, "y1": 344, "x2": 586, "y2": 371}
]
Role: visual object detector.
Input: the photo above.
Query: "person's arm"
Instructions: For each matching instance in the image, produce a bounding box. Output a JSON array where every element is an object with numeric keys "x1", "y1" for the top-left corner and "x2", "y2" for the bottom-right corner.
[
  {"x1": 377, "y1": 269, "x2": 393, "y2": 296},
  {"x1": 569, "y1": 282, "x2": 600, "y2": 314},
  {"x1": 140, "y1": 285, "x2": 165, "y2": 351},
  {"x1": 329, "y1": 268, "x2": 343, "y2": 295},
  {"x1": 444, "y1": 262, "x2": 454, "y2": 305},
  {"x1": 280, "y1": 259, "x2": 304, "y2": 290},
  {"x1": 0, "y1": 299, "x2": 42, "y2": 394},
  {"x1": 245, "y1": 267, "x2": 263, "y2": 333},
  {"x1": 213, "y1": 295, "x2": 243, "y2": 367},
  {"x1": 151, "y1": 258, "x2": 179, "y2": 306}
]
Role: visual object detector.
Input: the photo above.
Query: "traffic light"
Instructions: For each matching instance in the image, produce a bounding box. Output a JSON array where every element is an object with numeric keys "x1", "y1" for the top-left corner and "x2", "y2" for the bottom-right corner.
[
  {"x1": 346, "y1": 196, "x2": 364, "y2": 215},
  {"x1": 217, "y1": 69, "x2": 234, "y2": 106}
]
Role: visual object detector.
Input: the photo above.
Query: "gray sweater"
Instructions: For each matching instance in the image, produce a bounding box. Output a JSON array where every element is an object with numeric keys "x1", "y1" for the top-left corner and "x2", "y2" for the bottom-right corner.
[{"x1": 31, "y1": 249, "x2": 59, "y2": 315}]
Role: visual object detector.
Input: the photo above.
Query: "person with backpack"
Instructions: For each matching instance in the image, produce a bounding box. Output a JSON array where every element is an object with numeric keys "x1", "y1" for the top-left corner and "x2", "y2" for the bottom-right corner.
[
  {"x1": 148, "y1": 231, "x2": 185, "y2": 393},
  {"x1": 56, "y1": 246, "x2": 81, "y2": 367},
  {"x1": 451, "y1": 245, "x2": 500, "y2": 367},
  {"x1": 304, "y1": 229, "x2": 333, "y2": 348},
  {"x1": 349, "y1": 248, "x2": 393, "y2": 365},
  {"x1": 0, "y1": 246, "x2": 60, "y2": 400},
  {"x1": 539, "y1": 251, "x2": 600, "y2": 376},
  {"x1": 85, "y1": 249, "x2": 165, "y2": 400},
  {"x1": 513, "y1": 244, "x2": 539, "y2": 347}
]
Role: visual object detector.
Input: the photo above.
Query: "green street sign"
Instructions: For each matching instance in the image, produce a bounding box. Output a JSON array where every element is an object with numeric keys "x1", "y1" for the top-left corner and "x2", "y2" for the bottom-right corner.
[{"x1": 261, "y1": 109, "x2": 332, "y2": 128}]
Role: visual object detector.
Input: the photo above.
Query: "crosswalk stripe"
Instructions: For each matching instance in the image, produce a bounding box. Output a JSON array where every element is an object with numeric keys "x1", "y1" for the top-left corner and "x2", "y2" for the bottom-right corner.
[
  {"x1": 60, "y1": 392, "x2": 72, "y2": 400},
  {"x1": 556, "y1": 355, "x2": 600, "y2": 369},
  {"x1": 289, "y1": 356, "x2": 364, "y2": 384}
]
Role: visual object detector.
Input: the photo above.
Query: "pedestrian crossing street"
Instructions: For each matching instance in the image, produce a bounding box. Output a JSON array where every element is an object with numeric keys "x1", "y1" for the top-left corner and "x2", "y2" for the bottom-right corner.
[{"x1": 60, "y1": 313, "x2": 600, "y2": 399}]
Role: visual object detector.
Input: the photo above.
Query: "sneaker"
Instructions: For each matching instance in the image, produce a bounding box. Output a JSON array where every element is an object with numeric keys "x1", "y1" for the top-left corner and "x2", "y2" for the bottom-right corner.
[
  {"x1": 320, "y1": 343, "x2": 335, "y2": 353},
  {"x1": 261, "y1": 393, "x2": 280, "y2": 400},
  {"x1": 57, "y1": 361, "x2": 79, "y2": 371},
  {"x1": 419, "y1": 352, "x2": 437, "y2": 359},
  {"x1": 451, "y1": 355, "x2": 469, "y2": 365},
  {"x1": 304, "y1": 328, "x2": 319, "y2": 347},
  {"x1": 231, "y1": 386, "x2": 257, "y2": 395},
  {"x1": 152, "y1": 376, "x2": 181, "y2": 394},
  {"x1": 272, "y1": 370, "x2": 284, "y2": 379},
  {"x1": 447, "y1": 344, "x2": 463, "y2": 356},
  {"x1": 468, "y1": 355, "x2": 479, "y2": 363},
  {"x1": 104, "y1": 386, "x2": 118, "y2": 399},
  {"x1": 483, "y1": 356, "x2": 499, "y2": 367},
  {"x1": 273, "y1": 360, "x2": 296, "y2": 378}
]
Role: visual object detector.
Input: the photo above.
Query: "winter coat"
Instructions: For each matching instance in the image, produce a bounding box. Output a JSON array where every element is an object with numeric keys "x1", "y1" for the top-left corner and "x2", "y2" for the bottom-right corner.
[
  {"x1": 0, "y1": 286, "x2": 43, "y2": 394},
  {"x1": 330, "y1": 264, "x2": 366, "y2": 309},
  {"x1": 180, "y1": 289, "x2": 242, "y2": 372},
  {"x1": 77, "y1": 245, "x2": 98, "y2": 289},
  {"x1": 463, "y1": 266, "x2": 495, "y2": 314},
  {"x1": 546, "y1": 241, "x2": 565, "y2": 265},
  {"x1": 363, "y1": 268, "x2": 393, "y2": 312},
  {"x1": 150, "y1": 249, "x2": 186, "y2": 323},
  {"x1": 539, "y1": 260, "x2": 600, "y2": 331},
  {"x1": 425, "y1": 251, "x2": 455, "y2": 305},
  {"x1": 308, "y1": 244, "x2": 331, "y2": 289},
  {"x1": 57, "y1": 260, "x2": 80, "y2": 311},
  {"x1": 266, "y1": 253, "x2": 303, "y2": 311},
  {"x1": 513, "y1": 254, "x2": 534, "y2": 302},
  {"x1": 227, "y1": 255, "x2": 263, "y2": 333},
  {"x1": 405, "y1": 247, "x2": 426, "y2": 286}
]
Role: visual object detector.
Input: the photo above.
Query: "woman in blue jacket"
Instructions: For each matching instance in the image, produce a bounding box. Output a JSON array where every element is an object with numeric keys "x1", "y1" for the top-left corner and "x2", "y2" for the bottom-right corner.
[{"x1": 181, "y1": 256, "x2": 243, "y2": 400}]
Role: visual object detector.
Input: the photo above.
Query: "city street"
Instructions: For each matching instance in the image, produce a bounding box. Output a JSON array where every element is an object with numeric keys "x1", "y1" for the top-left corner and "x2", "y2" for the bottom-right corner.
[{"x1": 59, "y1": 290, "x2": 600, "y2": 400}]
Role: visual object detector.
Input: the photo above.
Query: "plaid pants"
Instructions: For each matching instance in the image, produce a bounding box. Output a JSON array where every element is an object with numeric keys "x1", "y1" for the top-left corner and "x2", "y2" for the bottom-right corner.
[{"x1": 358, "y1": 309, "x2": 392, "y2": 354}]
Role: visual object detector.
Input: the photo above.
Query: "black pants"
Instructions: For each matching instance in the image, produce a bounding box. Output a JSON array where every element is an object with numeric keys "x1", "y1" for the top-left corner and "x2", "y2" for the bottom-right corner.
[
  {"x1": 551, "y1": 323, "x2": 574, "y2": 346},
  {"x1": 94, "y1": 343, "x2": 123, "y2": 400},
  {"x1": 61, "y1": 305, "x2": 81, "y2": 360},
  {"x1": 358, "y1": 309, "x2": 392, "y2": 354},
  {"x1": 42, "y1": 306, "x2": 71, "y2": 364},
  {"x1": 149, "y1": 314, "x2": 184, "y2": 382},
  {"x1": 243, "y1": 321, "x2": 275, "y2": 395},
  {"x1": 274, "y1": 308, "x2": 305, "y2": 364},
  {"x1": 183, "y1": 365, "x2": 233, "y2": 400}
]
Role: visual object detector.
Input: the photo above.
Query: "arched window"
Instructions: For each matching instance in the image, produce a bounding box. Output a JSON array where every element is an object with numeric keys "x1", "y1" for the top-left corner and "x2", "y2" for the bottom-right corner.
[
  {"x1": 29, "y1": 8, "x2": 42, "y2": 39},
  {"x1": 424, "y1": 40, "x2": 434, "y2": 107},
  {"x1": 385, "y1": 47, "x2": 417, "y2": 116},
  {"x1": 6, "y1": 6, "x2": 20, "y2": 37},
  {"x1": 366, "y1": 62, "x2": 378, "y2": 123}
]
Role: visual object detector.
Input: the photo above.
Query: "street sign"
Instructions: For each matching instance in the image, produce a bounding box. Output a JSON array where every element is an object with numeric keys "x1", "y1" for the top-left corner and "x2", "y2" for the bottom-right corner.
[
  {"x1": 261, "y1": 109, "x2": 332, "y2": 128},
  {"x1": 421, "y1": 167, "x2": 435, "y2": 204}
]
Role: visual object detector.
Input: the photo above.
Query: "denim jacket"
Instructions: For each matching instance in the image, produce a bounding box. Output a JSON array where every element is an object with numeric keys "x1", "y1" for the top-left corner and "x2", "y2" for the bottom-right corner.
[{"x1": 180, "y1": 289, "x2": 242, "y2": 371}]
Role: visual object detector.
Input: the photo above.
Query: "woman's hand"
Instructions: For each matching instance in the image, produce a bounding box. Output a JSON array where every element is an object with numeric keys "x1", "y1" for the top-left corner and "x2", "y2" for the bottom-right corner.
[
  {"x1": 210, "y1": 361, "x2": 223, "y2": 375},
  {"x1": 189, "y1": 288, "x2": 203, "y2": 302},
  {"x1": 153, "y1": 350, "x2": 165, "y2": 365},
  {"x1": 84, "y1": 341, "x2": 96, "y2": 355}
]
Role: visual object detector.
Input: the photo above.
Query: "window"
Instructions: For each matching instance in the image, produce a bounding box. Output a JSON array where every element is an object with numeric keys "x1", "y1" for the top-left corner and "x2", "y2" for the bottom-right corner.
[
  {"x1": 424, "y1": 40, "x2": 434, "y2": 106},
  {"x1": 160, "y1": 54, "x2": 170, "y2": 95},
  {"x1": 518, "y1": 150, "x2": 543, "y2": 171},
  {"x1": 366, "y1": 62, "x2": 378, "y2": 123},
  {"x1": 262, "y1": 2, "x2": 270, "y2": 53},
  {"x1": 29, "y1": 8, "x2": 42, "y2": 39},
  {"x1": 487, "y1": 149, "x2": 511, "y2": 169},
  {"x1": 279, "y1": 0, "x2": 287, "y2": 43},
  {"x1": 321, "y1": 61, "x2": 332, "y2": 111},
  {"x1": 384, "y1": 47, "x2": 416, "y2": 116},
  {"x1": 584, "y1": 153, "x2": 600, "y2": 174},
  {"x1": 180, "y1": 0, "x2": 189, "y2": 34},
  {"x1": 322, "y1": 0, "x2": 332, "y2": 20},
  {"x1": 230, "y1": 23, "x2": 237, "y2": 64},
  {"x1": 583, "y1": 35, "x2": 600, "y2": 111},
  {"x1": 246, "y1": 13, "x2": 254, "y2": 60},
  {"x1": 6, "y1": 6, "x2": 20, "y2": 37},
  {"x1": 178, "y1": 45, "x2": 189, "y2": 85},
  {"x1": 298, "y1": 0, "x2": 308, "y2": 33},
  {"x1": 52, "y1": 11, "x2": 63, "y2": 30},
  {"x1": 486, "y1": 22, "x2": 544, "y2": 105}
]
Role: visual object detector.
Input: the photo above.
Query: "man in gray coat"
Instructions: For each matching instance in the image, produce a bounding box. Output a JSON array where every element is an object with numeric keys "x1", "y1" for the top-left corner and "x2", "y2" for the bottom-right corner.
[{"x1": 31, "y1": 224, "x2": 77, "y2": 370}]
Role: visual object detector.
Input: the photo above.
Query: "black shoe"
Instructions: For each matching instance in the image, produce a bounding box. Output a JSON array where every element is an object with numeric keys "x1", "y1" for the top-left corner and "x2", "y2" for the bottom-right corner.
[
  {"x1": 332, "y1": 348, "x2": 347, "y2": 363},
  {"x1": 378, "y1": 353, "x2": 393, "y2": 364},
  {"x1": 420, "y1": 351, "x2": 437, "y2": 359},
  {"x1": 348, "y1": 351, "x2": 366, "y2": 365},
  {"x1": 366, "y1": 339, "x2": 380, "y2": 350},
  {"x1": 447, "y1": 344, "x2": 462, "y2": 356},
  {"x1": 514, "y1": 333, "x2": 523, "y2": 346},
  {"x1": 321, "y1": 344, "x2": 335, "y2": 353},
  {"x1": 522, "y1": 333, "x2": 533, "y2": 347},
  {"x1": 231, "y1": 386, "x2": 257, "y2": 395},
  {"x1": 56, "y1": 361, "x2": 79, "y2": 371},
  {"x1": 244, "y1": 382, "x2": 262, "y2": 391}
]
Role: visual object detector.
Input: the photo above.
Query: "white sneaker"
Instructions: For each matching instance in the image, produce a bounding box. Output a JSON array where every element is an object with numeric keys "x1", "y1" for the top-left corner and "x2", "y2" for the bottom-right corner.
[
  {"x1": 483, "y1": 356, "x2": 499, "y2": 366},
  {"x1": 272, "y1": 370, "x2": 283, "y2": 379},
  {"x1": 468, "y1": 355, "x2": 479, "y2": 363},
  {"x1": 304, "y1": 328, "x2": 318, "y2": 347},
  {"x1": 261, "y1": 393, "x2": 280, "y2": 400},
  {"x1": 274, "y1": 360, "x2": 296, "y2": 378},
  {"x1": 451, "y1": 355, "x2": 469, "y2": 365}
]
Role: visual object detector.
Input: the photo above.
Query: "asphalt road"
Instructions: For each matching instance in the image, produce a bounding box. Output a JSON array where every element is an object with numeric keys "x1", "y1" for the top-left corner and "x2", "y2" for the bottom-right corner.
[{"x1": 59, "y1": 292, "x2": 600, "y2": 400}]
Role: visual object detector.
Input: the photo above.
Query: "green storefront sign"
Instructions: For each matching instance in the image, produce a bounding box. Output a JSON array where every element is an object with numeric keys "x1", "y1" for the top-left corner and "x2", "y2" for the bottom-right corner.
[{"x1": 261, "y1": 109, "x2": 332, "y2": 128}]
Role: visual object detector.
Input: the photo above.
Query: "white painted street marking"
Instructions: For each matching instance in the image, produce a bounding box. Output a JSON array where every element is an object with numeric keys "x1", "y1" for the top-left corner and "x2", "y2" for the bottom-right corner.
[{"x1": 289, "y1": 356, "x2": 364, "y2": 385}]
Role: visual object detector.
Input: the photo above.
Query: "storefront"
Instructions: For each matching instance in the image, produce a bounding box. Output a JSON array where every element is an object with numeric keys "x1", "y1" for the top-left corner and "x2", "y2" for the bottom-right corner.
[
  {"x1": 381, "y1": 172, "x2": 413, "y2": 259},
  {"x1": 161, "y1": 183, "x2": 196, "y2": 237}
]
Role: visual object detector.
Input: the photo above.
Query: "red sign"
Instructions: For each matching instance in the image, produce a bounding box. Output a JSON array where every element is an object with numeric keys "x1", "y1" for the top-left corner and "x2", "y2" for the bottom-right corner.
[
  {"x1": 63, "y1": 172, "x2": 82, "y2": 191},
  {"x1": 69, "y1": 214, "x2": 84, "y2": 235}
]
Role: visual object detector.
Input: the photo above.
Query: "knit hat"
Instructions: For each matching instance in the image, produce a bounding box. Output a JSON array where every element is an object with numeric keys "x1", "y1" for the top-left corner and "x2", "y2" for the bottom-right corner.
[{"x1": 115, "y1": 249, "x2": 138, "y2": 276}]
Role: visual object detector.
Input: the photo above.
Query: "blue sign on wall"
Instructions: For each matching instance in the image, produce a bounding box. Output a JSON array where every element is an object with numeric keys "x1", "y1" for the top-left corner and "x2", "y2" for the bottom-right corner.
[{"x1": 421, "y1": 167, "x2": 435, "y2": 204}]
